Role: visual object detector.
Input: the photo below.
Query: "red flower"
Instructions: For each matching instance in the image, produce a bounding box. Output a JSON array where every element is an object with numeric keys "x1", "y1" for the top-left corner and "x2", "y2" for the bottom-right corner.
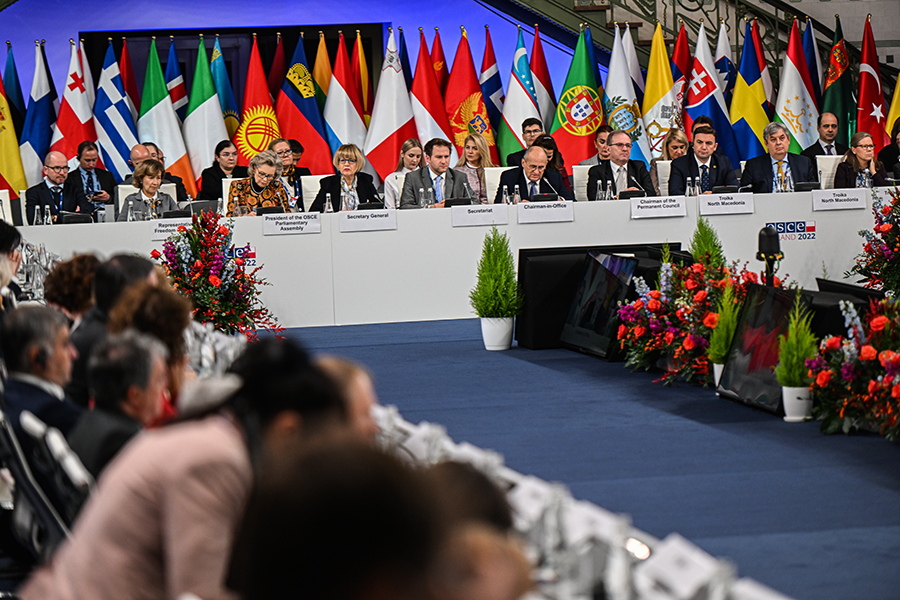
[
  {"x1": 816, "y1": 370, "x2": 832, "y2": 387},
  {"x1": 634, "y1": 326, "x2": 646, "y2": 338},
  {"x1": 218, "y1": 225, "x2": 229, "y2": 235},
  {"x1": 881, "y1": 350, "x2": 897, "y2": 366},
  {"x1": 703, "y1": 312, "x2": 719, "y2": 328},
  {"x1": 860, "y1": 345, "x2": 877, "y2": 361},
  {"x1": 882, "y1": 206, "x2": 891, "y2": 216},
  {"x1": 235, "y1": 257, "x2": 245, "y2": 266},
  {"x1": 209, "y1": 275, "x2": 222, "y2": 288},
  {"x1": 878, "y1": 223, "x2": 893, "y2": 233},
  {"x1": 893, "y1": 384, "x2": 900, "y2": 399},
  {"x1": 685, "y1": 279, "x2": 698, "y2": 290},
  {"x1": 825, "y1": 336, "x2": 842, "y2": 351},
  {"x1": 649, "y1": 290, "x2": 661, "y2": 299},
  {"x1": 683, "y1": 336, "x2": 695, "y2": 350},
  {"x1": 870, "y1": 315, "x2": 889, "y2": 332},
  {"x1": 150, "y1": 249, "x2": 161, "y2": 259},
  {"x1": 869, "y1": 380, "x2": 880, "y2": 394},
  {"x1": 618, "y1": 324, "x2": 627, "y2": 339},
  {"x1": 691, "y1": 263, "x2": 704, "y2": 274},
  {"x1": 648, "y1": 299, "x2": 661, "y2": 312},
  {"x1": 664, "y1": 331, "x2": 675, "y2": 344},
  {"x1": 177, "y1": 225, "x2": 188, "y2": 233},
  {"x1": 193, "y1": 259, "x2": 203, "y2": 270},
  {"x1": 693, "y1": 290, "x2": 708, "y2": 303},
  {"x1": 633, "y1": 299, "x2": 645, "y2": 310}
]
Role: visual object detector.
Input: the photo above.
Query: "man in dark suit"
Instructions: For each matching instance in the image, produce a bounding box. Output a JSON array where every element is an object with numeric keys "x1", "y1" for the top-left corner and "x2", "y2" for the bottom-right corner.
[
  {"x1": 800, "y1": 112, "x2": 848, "y2": 161},
  {"x1": 400, "y1": 139, "x2": 469, "y2": 208},
  {"x1": 586, "y1": 130, "x2": 655, "y2": 199},
  {"x1": 144, "y1": 142, "x2": 188, "y2": 203},
  {"x1": 62, "y1": 141, "x2": 116, "y2": 217},
  {"x1": 493, "y1": 146, "x2": 574, "y2": 203},
  {"x1": 668, "y1": 126, "x2": 738, "y2": 195},
  {"x1": 24, "y1": 151, "x2": 68, "y2": 224},
  {"x1": 740, "y1": 122, "x2": 818, "y2": 193},
  {"x1": 505, "y1": 117, "x2": 544, "y2": 167}
]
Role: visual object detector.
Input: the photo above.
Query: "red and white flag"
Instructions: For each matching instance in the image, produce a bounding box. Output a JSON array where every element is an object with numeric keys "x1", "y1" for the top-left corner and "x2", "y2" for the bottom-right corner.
[
  {"x1": 50, "y1": 39, "x2": 99, "y2": 168},
  {"x1": 857, "y1": 16, "x2": 890, "y2": 153},
  {"x1": 530, "y1": 26, "x2": 556, "y2": 132},
  {"x1": 364, "y1": 29, "x2": 417, "y2": 180},
  {"x1": 120, "y1": 39, "x2": 140, "y2": 122},
  {"x1": 79, "y1": 40, "x2": 95, "y2": 109},
  {"x1": 431, "y1": 28, "x2": 449, "y2": 95},
  {"x1": 410, "y1": 29, "x2": 457, "y2": 163}
]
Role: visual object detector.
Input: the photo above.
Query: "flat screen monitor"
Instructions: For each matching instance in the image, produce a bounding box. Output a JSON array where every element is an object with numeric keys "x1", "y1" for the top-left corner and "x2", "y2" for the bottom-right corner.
[{"x1": 815, "y1": 278, "x2": 885, "y2": 303}]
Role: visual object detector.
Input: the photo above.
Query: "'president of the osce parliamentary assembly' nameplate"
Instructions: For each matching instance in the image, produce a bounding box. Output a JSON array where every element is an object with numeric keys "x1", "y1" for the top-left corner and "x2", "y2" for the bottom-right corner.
[
  {"x1": 698, "y1": 193, "x2": 754, "y2": 216},
  {"x1": 812, "y1": 189, "x2": 867, "y2": 211},
  {"x1": 451, "y1": 204, "x2": 509, "y2": 227},
  {"x1": 263, "y1": 213, "x2": 321, "y2": 235},
  {"x1": 339, "y1": 209, "x2": 397, "y2": 232},
  {"x1": 630, "y1": 196, "x2": 687, "y2": 219},
  {"x1": 151, "y1": 218, "x2": 192, "y2": 241},
  {"x1": 517, "y1": 201, "x2": 574, "y2": 224}
]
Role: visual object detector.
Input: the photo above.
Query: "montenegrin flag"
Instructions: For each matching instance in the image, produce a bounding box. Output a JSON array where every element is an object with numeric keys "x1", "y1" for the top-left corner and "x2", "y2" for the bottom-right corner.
[
  {"x1": 410, "y1": 28, "x2": 457, "y2": 164},
  {"x1": 604, "y1": 26, "x2": 651, "y2": 167},
  {"x1": 642, "y1": 23, "x2": 680, "y2": 159},
  {"x1": 323, "y1": 32, "x2": 367, "y2": 155},
  {"x1": 51, "y1": 39, "x2": 99, "y2": 169},
  {"x1": 444, "y1": 28, "x2": 498, "y2": 163},
  {"x1": 275, "y1": 33, "x2": 333, "y2": 175},
  {"x1": 731, "y1": 20, "x2": 769, "y2": 161},
  {"x1": 184, "y1": 37, "x2": 228, "y2": 188},
  {"x1": 233, "y1": 36, "x2": 281, "y2": 166},
  {"x1": 138, "y1": 38, "x2": 196, "y2": 196},
  {"x1": 496, "y1": 28, "x2": 541, "y2": 166},
  {"x1": 773, "y1": 20, "x2": 819, "y2": 153},
  {"x1": 363, "y1": 29, "x2": 417, "y2": 180},
  {"x1": 550, "y1": 29, "x2": 604, "y2": 170}
]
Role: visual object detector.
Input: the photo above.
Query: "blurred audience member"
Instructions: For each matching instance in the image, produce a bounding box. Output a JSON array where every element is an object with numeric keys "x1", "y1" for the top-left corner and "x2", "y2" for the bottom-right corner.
[
  {"x1": 316, "y1": 355, "x2": 380, "y2": 443},
  {"x1": 426, "y1": 461, "x2": 513, "y2": 533},
  {"x1": 877, "y1": 119, "x2": 900, "y2": 175},
  {"x1": 43, "y1": 254, "x2": 100, "y2": 325},
  {"x1": 0, "y1": 220, "x2": 22, "y2": 303}
]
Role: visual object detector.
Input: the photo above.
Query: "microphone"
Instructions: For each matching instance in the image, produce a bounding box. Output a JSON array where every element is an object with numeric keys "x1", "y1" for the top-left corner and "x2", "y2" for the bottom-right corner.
[
  {"x1": 541, "y1": 177, "x2": 560, "y2": 196},
  {"x1": 628, "y1": 174, "x2": 647, "y2": 196},
  {"x1": 739, "y1": 183, "x2": 754, "y2": 192}
]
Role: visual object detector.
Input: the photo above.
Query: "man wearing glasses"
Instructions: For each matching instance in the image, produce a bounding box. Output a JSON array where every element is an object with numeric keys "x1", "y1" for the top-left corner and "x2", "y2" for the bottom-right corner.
[
  {"x1": 62, "y1": 141, "x2": 116, "y2": 218},
  {"x1": 494, "y1": 146, "x2": 574, "y2": 203},
  {"x1": 587, "y1": 130, "x2": 655, "y2": 200},
  {"x1": 25, "y1": 151, "x2": 69, "y2": 225}
]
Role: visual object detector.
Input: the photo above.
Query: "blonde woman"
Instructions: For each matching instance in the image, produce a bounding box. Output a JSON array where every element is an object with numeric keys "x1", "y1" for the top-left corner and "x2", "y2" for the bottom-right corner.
[
  {"x1": 310, "y1": 145, "x2": 380, "y2": 213},
  {"x1": 384, "y1": 139, "x2": 423, "y2": 209},
  {"x1": 834, "y1": 131, "x2": 889, "y2": 188},
  {"x1": 649, "y1": 128, "x2": 688, "y2": 195},
  {"x1": 453, "y1": 133, "x2": 495, "y2": 204}
]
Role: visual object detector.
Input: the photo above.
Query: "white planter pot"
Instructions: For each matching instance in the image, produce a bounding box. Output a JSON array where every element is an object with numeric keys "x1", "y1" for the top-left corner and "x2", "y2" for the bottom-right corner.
[
  {"x1": 480, "y1": 317, "x2": 514, "y2": 351},
  {"x1": 782, "y1": 386, "x2": 812, "y2": 422}
]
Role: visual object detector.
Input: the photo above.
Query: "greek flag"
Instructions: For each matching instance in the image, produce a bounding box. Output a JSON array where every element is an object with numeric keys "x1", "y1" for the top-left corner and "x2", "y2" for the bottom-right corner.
[{"x1": 93, "y1": 42, "x2": 139, "y2": 183}]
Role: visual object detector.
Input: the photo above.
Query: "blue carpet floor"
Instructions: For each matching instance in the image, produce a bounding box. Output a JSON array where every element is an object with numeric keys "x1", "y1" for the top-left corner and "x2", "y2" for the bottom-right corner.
[{"x1": 286, "y1": 319, "x2": 900, "y2": 600}]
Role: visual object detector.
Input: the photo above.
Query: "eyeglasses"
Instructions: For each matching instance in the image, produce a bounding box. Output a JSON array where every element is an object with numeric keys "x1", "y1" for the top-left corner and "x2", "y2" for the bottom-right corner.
[
  {"x1": 524, "y1": 163, "x2": 546, "y2": 171},
  {"x1": 219, "y1": 152, "x2": 238, "y2": 158},
  {"x1": 609, "y1": 143, "x2": 632, "y2": 149},
  {"x1": 338, "y1": 158, "x2": 358, "y2": 164},
  {"x1": 274, "y1": 150, "x2": 292, "y2": 157},
  {"x1": 855, "y1": 144, "x2": 876, "y2": 150},
  {"x1": 46, "y1": 166, "x2": 69, "y2": 173},
  {"x1": 255, "y1": 172, "x2": 277, "y2": 181}
]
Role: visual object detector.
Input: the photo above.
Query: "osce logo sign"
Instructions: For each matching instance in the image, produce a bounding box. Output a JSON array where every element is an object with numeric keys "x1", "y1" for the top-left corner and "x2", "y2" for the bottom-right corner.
[{"x1": 765, "y1": 221, "x2": 816, "y2": 240}]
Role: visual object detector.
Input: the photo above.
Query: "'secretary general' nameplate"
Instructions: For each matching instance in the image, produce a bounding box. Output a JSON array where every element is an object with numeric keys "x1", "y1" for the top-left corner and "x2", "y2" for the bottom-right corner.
[
  {"x1": 811, "y1": 189, "x2": 867, "y2": 211},
  {"x1": 339, "y1": 209, "x2": 397, "y2": 232},
  {"x1": 517, "y1": 201, "x2": 574, "y2": 224},
  {"x1": 262, "y1": 213, "x2": 321, "y2": 235},
  {"x1": 698, "y1": 193, "x2": 754, "y2": 216},
  {"x1": 451, "y1": 204, "x2": 509, "y2": 227},
  {"x1": 630, "y1": 196, "x2": 687, "y2": 219}
]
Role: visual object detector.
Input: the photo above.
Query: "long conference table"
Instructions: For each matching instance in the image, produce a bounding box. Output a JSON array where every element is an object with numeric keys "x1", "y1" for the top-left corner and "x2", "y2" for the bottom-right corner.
[{"x1": 16, "y1": 190, "x2": 880, "y2": 328}]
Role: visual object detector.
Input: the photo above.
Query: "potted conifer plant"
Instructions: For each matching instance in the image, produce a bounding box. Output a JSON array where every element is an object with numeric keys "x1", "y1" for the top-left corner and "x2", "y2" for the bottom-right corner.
[
  {"x1": 774, "y1": 293, "x2": 818, "y2": 422},
  {"x1": 707, "y1": 282, "x2": 739, "y2": 387},
  {"x1": 469, "y1": 227, "x2": 523, "y2": 350}
]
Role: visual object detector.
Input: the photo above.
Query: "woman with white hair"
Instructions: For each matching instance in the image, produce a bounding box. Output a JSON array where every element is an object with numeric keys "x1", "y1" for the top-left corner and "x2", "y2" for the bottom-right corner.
[{"x1": 226, "y1": 150, "x2": 290, "y2": 216}]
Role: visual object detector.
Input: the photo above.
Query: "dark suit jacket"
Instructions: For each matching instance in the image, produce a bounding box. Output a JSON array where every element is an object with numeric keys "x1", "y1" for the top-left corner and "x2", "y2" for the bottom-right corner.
[
  {"x1": 506, "y1": 149, "x2": 526, "y2": 168},
  {"x1": 833, "y1": 161, "x2": 889, "y2": 189},
  {"x1": 587, "y1": 160, "x2": 655, "y2": 200},
  {"x1": 24, "y1": 182, "x2": 61, "y2": 224},
  {"x1": 63, "y1": 167, "x2": 116, "y2": 214},
  {"x1": 2, "y1": 378, "x2": 82, "y2": 442},
  {"x1": 668, "y1": 152, "x2": 738, "y2": 195},
  {"x1": 739, "y1": 153, "x2": 818, "y2": 193},
  {"x1": 164, "y1": 172, "x2": 188, "y2": 203},
  {"x1": 493, "y1": 168, "x2": 573, "y2": 203},
  {"x1": 67, "y1": 306, "x2": 108, "y2": 407},
  {"x1": 801, "y1": 140, "x2": 848, "y2": 161},
  {"x1": 67, "y1": 408, "x2": 142, "y2": 478},
  {"x1": 197, "y1": 164, "x2": 249, "y2": 200},
  {"x1": 310, "y1": 173, "x2": 380, "y2": 213},
  {"x1": 399, "y1": 167, "x2": 469, "y2": 209},
  {"x1": 877, "y1": 144, "x2": 900, "y2": 173}
]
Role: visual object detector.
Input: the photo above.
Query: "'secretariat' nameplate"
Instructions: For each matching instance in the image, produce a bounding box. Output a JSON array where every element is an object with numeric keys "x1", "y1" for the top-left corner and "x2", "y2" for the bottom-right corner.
[
  {"x1": 150, "y1": 218, "x2": 192, "y2": 241},
  {"x1": 338, "y1": 209, "x2": 397, "y2": 232},
  {"x1": 812, "y1": 188, "x2": 867, "y2": 211},
  {"x1": 517, "y1": 201, "x2": 574, "y2": 224},
  {"x1": 630, "y1": 196, "x2": 687, "y2": 219},
  {"x1": 698, "y1": 193, "x2": 755, "y2": 215},
  {"x1": 451, "y1": 204, "x2": 509, "y2": 227},
  {"x1": 262, "y1": 213, "x2": 321, "y2": 235}
]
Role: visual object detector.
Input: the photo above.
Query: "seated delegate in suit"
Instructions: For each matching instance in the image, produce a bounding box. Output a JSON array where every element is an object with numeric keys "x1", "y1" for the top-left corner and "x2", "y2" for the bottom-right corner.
[
  {"x1": 454, "y1": 133, "x2": 495, "y2": 204},
  {"x1": 400, "y1": 138, "x2": 469, "y2": 209},
  {"x1": 877, "y1": 119, "x2": 900, "y2": 175},
  {"x1": 586, "y1": 130, "x2": 655, "y2": 200},
  {"x1": 384, "y1": 138, "x2": 423, "y2": 209},
  {"x1": 493, "y1": 146, "x2": 573, "y2": 203},
  {"x1": 833, "y1": 131, "x2": 889, "y2": 189},
  {"x1": 118, "y1": 160, "x2": 179, "y2": 221},
  {"x1": 739, "y1": 122, "x2": 818, "y2": 193},
  {"x1": 227, "y1": 150, "x2": 291, "y2": 216},
  {"x1": 198, "y1": 141, "x2": 248, "y2": 200},
  {"x1": 25, "y1": 150, "x2": 69, "y2": 225},
  {"x1": 310, "y1": 144, "x2": 380, "y2": 213},
  {"x1": 579, "y1": 125, "x2": 613, "y2": 166},
  {"x1": 668, "y1": 126, "x2": 738, "y2": 195},
  {"x1": 532, "y1": 134, "x2": 573, "y2": 196},
  {"x1": 649, "y1": 128, "x2": 688, "y2": 195},
  {"x1": 505, "y1": 117, "x2": 544, "y2": 167},
  {"x1": 62, "y1": 141, "x2": 116, "y2": 217},
  {"x1": 800, "y1": 112, "x2": 848, "y2": 160}
]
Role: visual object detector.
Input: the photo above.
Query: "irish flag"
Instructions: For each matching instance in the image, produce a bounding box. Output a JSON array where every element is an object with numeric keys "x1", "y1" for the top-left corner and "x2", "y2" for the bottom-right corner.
[
  {"x1": 183, "y1": 37, "x2": 228, "y2": 189},
  {"x1": 496, "y1": 29, "x2": 541, "y2": 165},
  {"x1": 138, "y1": 38, "x2": 196, "y2": 197},
  {"x1": 773, "y1": 20, "x2": 818, "y2": 153}
]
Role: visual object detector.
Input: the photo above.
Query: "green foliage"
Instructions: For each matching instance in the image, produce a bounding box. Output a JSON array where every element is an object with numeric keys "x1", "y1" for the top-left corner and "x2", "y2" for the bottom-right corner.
[
  {"x1": 469, "y1": 227, "x2": 523, "y2": 318},
  {"x1": 774, "y1": 294, "x2": 819, "y2": 387},
  {"x1": 707, "y1": 282, "x2": 740, "y2": 364},
  {"x1": 689, "y1": 218, "x2": 725, "y2": 272}
]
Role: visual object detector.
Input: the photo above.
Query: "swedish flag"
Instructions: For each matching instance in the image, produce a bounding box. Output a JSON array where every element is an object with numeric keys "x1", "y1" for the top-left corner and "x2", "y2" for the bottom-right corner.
[{"x1": 730, "y1": 22, "x2": 768, "y2": 161}]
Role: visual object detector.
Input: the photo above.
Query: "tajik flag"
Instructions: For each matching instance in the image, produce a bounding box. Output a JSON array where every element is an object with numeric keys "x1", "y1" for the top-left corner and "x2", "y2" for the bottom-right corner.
[
  {"x1": 857, "y1": 16, "x2": 890, "y2": 154},
  {"x1": 93, "y1": 41, "x2": 139, "y2": 183},
  {"x1": 324, "y1": 32, "x2": 367, "y2": 155},
  {"x1": 774, "y1": 20, "x2": 819, "y2": 153},
  {"x1": 184, "y1": 38, "x2": 228, "y2": 189},
  {"x1": 410, "y1": 29, "x2": 457, "y2": 163},
  {"x1": 50, "y1": 39, "x2": 99, "y2": 169},
  {"x1": 642, "y1": 23, "x2": 680, "y2": 159},
  {"x1": 603, "y1": 26, "x2": 651, "y2": 167},
  {"x1": 496, "y1": 29, "x2": 541, "y2": 166},
  {"x1": 530, "y1": 26, "x2": 557, "y2": 133},
  {"x1": 364, "y1": 29, "x2": 417, "y2": 180},
  {"x1": 19, "y1": 41, "x2": 57, "y2": 186},
  {"x1": 138, "y1": 38, "x2": 196, "y2": 197}
]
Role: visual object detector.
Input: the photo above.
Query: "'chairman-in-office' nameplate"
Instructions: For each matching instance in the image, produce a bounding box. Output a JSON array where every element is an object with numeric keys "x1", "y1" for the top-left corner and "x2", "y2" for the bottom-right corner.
[
  {"x1": 151, "y1": 218, "x2": 192, "y2": 241},
  {"x1": 262, "y1": 213, "x2": 321, "y2": 235},
  {"x1": 451, "y1": 204, "x2": 509, "y2": 227},
  {"x1": 517, "y1": 201, "x2": 574, "y2": 224},
  {"x1": 630, "y1": 196, "x2": 687, "y2": 219},
  {"x1": 812, "y1": 189, "x2": 867, "y2": 211},
  {"x1": 338, "y1": 209, "x2": 397, "y2": 232},
  {"x1": 698, "y1": 193, "x2": 755, "y2": 216}
]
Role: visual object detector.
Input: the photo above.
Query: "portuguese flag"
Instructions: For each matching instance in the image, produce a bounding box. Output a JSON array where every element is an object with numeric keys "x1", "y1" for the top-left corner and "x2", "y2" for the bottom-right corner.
[
  {"x1": 549, "y1": 30, "x2": 604, "y2": 172},
  {"x1": 821, "y1": 16, "x2": 854, "y2": 147}
]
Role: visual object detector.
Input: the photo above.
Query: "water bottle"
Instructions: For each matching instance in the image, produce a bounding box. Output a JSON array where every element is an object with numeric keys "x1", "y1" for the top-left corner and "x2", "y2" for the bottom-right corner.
[
  {"x1": 687, "y1": 177, "x2": 696, "y2": 197},
  {"x1": 423, "y1": 187, "x2": 435, "y2": 208},
  {"x1": 127, "y1": 200, "x2": 136, "y2": 222},
  {"x1": 463, "y1": 181, "x2": 475, "y2": 202},
  {"x1": 513, "y1": 184, "x2": 521, "y2": 205},
  {"x1": 324, "y1": 192, "x2": 334, "y2": 213},
  {"x1": 862, "y1": 170, "x2": 872, "y2": 189},
  {"x1": 604, "y1": 180, "x2": 613, "y2": 201},
  {"x1": 786, "y1": 170, "x2": 795, "y2": 193},
  {"x1": 595, "y1": 180, "x2": 603, "y2": 202},
  {"x1": 33, "y1": 207, "x2": 43, "y2": 226},
  {"x1": 96, "y1": 205, "x2": 106, "y2": 223},
  {"x1": 44, "y1": 206, "x2": 52, "y2": 225},
  {"x1": 501, "y1": 186, "x2": 510, "y2": 205}
]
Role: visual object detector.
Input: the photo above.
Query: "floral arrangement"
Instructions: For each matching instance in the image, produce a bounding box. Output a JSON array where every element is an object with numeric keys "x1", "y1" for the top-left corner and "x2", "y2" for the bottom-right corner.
[
  {"x1": 807, "y1": 299, "x2": 900, "y2": 440},
  {"x1": 846, "y1": 187, "x2": 900, "y2": 296},
  {"x1": 151, "y1": 211, "x2": 282, "y2": 340}
]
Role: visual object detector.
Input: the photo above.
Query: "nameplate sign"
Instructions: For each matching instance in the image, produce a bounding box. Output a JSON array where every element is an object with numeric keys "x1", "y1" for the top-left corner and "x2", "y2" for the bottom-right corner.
[
  {"x1": 262, "y1": 213, "x2": 321, "y2": 235},
  {"x1": 630, "y1": 196, "x2": 687, "y2": 219},
  {"x1": 339, "y1": 209, "x2": 397, "y2": 232},
  {"x1": 698, "y1": 193, "x2": 755, "y2": 215},
  {"x1": 812, "y1": 188, "x2": 867, "y2": 211},
  {"x1": 451, "y1": 204, "x2": 509, "y2": 227},
  {"x1": 517, "y1": 201, "x2": 574, "y2": 224},
  {"x1": 150, "y1": 218, "x2": 192, "y2": 241}
]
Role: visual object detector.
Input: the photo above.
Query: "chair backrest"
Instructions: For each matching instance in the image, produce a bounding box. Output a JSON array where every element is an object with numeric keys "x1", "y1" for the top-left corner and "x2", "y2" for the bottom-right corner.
[
  {"x1": 19, "y1": 190, "x2": 28, "y2": 226},
  {"x1": 0, "y1": 190, "x2": 11, "y2": 224},
  {"x1": 222, "y1": 178, "x2": 240, "y2": 214},
  {"x1": 816, "y1": 156, "x2": 843, "y2": 190},
  {"x1": 484, "y1": 167, "x2": 515, "y2": 204},
  {"x1": 572, "y1": 165, "x2": 591, "y2": 201},
  {"x1": 300, "y1": 174, "x2": 328, "y2": 212},
  {"x1": 116, "y1": 184, "x2": 132, "y2": 214},
  {"x1": 657, "y1": 160, "x2": 672, "y2": 196}
]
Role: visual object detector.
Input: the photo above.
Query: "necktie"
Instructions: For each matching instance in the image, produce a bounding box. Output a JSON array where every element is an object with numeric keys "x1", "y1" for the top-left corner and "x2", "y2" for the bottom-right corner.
[
  {"x1": 529, "y1": 181, "x2": 538, "y2": 197},
  {"x1": 615, "y1": 166, "x2": 627, "y2": 195},
  {"x1": 86, "y1": 170, "x2": 96, "y2": 195},
  {"x1": 776, "y1": 161, "x2": 784, "y2": 190},
  {"x1": 825, "y1": 144, "x2": 833, "y2": 156},
  {"x1": 51, "y1": 186, "x2": 62, "y2": 211},
  {"x1": 700, "y1": 164, "x2": 710, "y2": 193},
  {"x1": 434, "y1": 175, "x2": 443, "y2": 202}
]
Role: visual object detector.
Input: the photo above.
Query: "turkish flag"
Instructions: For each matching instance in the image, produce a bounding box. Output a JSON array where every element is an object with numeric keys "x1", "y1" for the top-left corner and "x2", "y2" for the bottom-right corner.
[{"x1": 857, "y1": 17, "x2": 889, "y2": 154}]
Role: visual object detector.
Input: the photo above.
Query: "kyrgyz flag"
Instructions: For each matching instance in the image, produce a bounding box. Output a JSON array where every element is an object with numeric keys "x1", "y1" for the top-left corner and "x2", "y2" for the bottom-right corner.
[
  {"x1": 549, "y1": 30, "x2": 604, "y2": 171},
  {"x1": 444, "y1": 28, "x2": 498, "y2": 163},
  {"x1": 821, "y1": 16, "x2": 854, "y2": 147},
  {"x1": 233, "y1": 36, "x2": 281, "y2": 166}
]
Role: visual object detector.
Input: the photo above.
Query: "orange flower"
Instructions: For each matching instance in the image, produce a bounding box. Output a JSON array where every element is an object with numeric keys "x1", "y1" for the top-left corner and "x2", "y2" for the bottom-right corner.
[
  {"x1": 634, "y1": 326, "x2": 646, "y2": 338},
  {"x1": 691, "y1": 263, "x2": 704, "y2": 274},
  {"x1": 879, "y1": 223, "x2": 893, "y2": 233},
  {"x1": 633, "y1": 299, "x2": 645, "y2": 310},
  {"x1": 618, "y1": 324, "x2": 627, "y2": 339},
  {"x1": 649, "y1": 290, "x2": 661, "y2": 299},
  {"x1": 685, "y1": 279, "x2": 698, "y2": 290},
  {"x1": 683, "y1": 336, "x2": 695, "y2": 350},
  {"x1": 870, "y1": 315, "x2": 889, "y2": 332},
  {"x1": 816, "y1": 370, "x2": 832, "y2": 387},
  {"x1": 893, "y1": 384, "x2": 900, "y2": 399},
  {"x1": 235, "y1": 258, "x2": 245, "y2": 266},
  {"x1": 664, "y1": 331, "x2": 675, "y2": 344},
  {"x1": 693, "y1": 290, "x2": 708, "y2": 303},
  {"x1": 648, "y1": 299, "x2": 661, "y2": 311},
  {"x1": 703, "y1": 313, "x2": 719, "y2": 328},
  {"x1": 825, "y1": 336, "x2": 842, "y2": 351},
  {"x1": 209, "y1": 275, "x2": 222, "y2": 288},
  {"x1": 869, "y1": 380, "x2": 880, "y2": 394},
  {"x1": 860, "y1": 345, "x2": 877, "y2": 361},
  {"x1": 218, "y1": 225, "x2": 229, "y2": 235}
]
